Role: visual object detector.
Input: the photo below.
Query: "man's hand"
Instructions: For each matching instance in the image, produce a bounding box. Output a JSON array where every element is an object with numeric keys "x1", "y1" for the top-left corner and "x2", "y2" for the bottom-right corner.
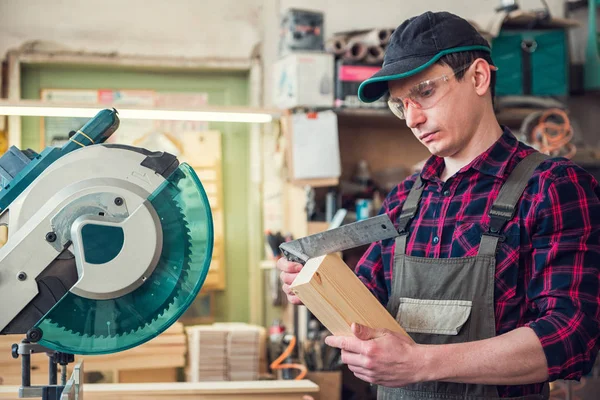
[
  {"x1": 276, "y1": 257, "x2": 304, "y2": 305},
  {"x1": 325, "y1": 323, "x2": 426, "y2": 387}
]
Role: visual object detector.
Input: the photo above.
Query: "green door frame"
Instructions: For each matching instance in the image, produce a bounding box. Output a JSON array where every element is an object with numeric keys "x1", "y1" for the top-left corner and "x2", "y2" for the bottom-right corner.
[{"x1": 6, "y1": 50, "x2": 266, "y2": 326}]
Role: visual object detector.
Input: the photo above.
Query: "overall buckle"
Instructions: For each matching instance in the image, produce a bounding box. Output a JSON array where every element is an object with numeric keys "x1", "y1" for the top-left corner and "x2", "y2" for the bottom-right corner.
[{"x1": 484, "y1": 229, "x2": 506, "y2": 243}]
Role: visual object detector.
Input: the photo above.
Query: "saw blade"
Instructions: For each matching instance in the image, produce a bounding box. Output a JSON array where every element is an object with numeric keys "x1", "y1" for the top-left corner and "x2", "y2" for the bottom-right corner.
[
  {"x1": 33, "y1": 163, "x2": 214, "y2": 355},
  {"x1": 41, "y1": 179, "x2": 191, "y2": 337},
  {"x1": 279, "y1": 213, "x2": 399, "y2": 264}
]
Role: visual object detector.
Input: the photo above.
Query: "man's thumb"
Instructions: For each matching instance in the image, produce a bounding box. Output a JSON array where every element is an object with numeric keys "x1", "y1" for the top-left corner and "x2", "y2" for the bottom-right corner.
[{"x1": 352, "y1": 323, "x2": 385, "y2": 340}]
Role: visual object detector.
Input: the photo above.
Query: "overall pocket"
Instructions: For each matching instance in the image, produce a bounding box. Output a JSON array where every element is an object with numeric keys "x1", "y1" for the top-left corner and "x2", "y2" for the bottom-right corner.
[{"x1": 396, "y1": 298, "x2": 472, "y2": 335}]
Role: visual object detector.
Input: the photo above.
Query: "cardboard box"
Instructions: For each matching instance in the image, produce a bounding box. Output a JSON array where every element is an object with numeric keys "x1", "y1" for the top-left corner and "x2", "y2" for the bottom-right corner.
[
  {"x1": 273, "y1": 52, "x2": 334, "y2": 109},
  {"x1": 306, "y1": 371, "x2": 342, "y2": 400}
]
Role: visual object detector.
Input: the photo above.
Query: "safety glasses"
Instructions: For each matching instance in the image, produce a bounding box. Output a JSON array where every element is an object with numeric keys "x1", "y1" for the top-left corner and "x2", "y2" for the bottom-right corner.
[{"x1": 387, "y1": 63, "x2": 498, "y2": 120}]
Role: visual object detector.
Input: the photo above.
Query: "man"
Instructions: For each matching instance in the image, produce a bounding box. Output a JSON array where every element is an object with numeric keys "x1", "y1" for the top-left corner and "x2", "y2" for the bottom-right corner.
[{"x1": 277, "y1": 10, "x2": 600, "y2": 400}]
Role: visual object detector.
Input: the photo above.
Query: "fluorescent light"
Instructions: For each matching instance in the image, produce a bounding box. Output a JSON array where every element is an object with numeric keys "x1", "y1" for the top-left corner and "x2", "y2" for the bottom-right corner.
[
  {"x1": 120, "y1": 109, "x2": 273, "y2": 123},
  {"x1": 0, "y1": 101, "x2": 276, "y2": 123},
  {"x1": 0, "y1": 106, "x2": 98, "y2": 118}
]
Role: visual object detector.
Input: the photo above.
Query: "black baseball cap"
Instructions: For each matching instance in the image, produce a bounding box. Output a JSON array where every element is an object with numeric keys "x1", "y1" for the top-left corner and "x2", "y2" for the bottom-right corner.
[{"x1": 358, "y1": 11, "x2": 492, "y2": 103}]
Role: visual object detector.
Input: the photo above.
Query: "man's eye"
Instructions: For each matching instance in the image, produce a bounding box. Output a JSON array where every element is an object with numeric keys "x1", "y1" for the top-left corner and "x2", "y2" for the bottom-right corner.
[{"x1": 417, "y1": 84, "x2": 436, "y2": 98}]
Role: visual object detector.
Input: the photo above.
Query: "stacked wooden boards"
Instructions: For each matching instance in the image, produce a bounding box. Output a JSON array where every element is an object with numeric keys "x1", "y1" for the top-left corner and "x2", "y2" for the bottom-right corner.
[
  {"x1": 186, "y1": 325, "x2": 228, "y2": 381},
  {"x1": 185, "y1": 323, "x2": 266, "y2": 382}
]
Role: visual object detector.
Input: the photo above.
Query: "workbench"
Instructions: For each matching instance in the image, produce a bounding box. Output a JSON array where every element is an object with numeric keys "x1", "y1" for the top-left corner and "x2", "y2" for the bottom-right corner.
[{"x1": 0, "y1": 380, "x2": 319, "y2": 400}]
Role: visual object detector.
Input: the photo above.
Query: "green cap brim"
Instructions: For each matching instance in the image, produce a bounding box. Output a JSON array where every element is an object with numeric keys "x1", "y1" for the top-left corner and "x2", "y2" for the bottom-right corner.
[{"x1": 357, "y1": 45, "x2": 492, "y2": 103}]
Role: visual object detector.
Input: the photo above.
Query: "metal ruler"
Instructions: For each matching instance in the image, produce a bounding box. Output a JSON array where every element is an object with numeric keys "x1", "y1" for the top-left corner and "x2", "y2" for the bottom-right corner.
[{"x1": 279, "y1": 213, "x2": 400, "y2": 264}]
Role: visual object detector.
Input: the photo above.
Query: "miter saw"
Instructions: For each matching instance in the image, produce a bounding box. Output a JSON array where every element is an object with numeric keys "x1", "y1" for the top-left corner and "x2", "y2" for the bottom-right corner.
[{"x1": 0, "y1": 109, "x2": 214, "y2": 399}]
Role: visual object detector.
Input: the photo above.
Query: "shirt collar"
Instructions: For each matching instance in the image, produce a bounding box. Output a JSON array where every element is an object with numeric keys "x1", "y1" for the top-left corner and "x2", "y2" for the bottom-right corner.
[{"x1": 419, "y1": 126, "x2": 519, "y2": 181}]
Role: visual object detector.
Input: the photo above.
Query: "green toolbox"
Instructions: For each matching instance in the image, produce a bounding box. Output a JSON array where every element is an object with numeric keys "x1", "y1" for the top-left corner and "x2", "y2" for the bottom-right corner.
[
  {"x1": 492, "y1": 29, "x2": 569, "y2": 96},
  {"x1": 585, "y1": 0, "x2": 599, "y2": 91}
]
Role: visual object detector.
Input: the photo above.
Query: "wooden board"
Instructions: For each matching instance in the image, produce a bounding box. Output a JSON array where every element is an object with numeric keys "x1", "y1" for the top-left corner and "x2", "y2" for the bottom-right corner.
[
  {"x1": 290, "y1": 254, "x2": 408, "y2": 337},
  {"x1": 182, "y1": 130, "x2": 226, "y2": 292},
  {"x1": 0, "y1": 380, "x2": 320, "y2": 400},
  {"x1": 117, "y1": 368, "x2": 179, "y2": 383},
  {"x1": 306, "y1": 371, "x2": 342, "y2": 400}
]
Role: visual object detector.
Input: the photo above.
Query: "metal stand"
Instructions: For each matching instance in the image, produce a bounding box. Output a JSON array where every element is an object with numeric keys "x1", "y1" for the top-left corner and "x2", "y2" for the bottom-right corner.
[{"x1": 10, "y1": 339, "x2": 76, "y2": 400}]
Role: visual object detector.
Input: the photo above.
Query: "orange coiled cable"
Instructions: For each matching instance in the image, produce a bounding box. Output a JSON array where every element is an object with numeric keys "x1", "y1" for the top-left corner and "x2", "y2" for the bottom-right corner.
[
  {"x1": 529, "y1": 108, "x2": 576, "y2": 159},
  {"x1": 269, "y1": 335, "x2": 308, "y2": 380}
]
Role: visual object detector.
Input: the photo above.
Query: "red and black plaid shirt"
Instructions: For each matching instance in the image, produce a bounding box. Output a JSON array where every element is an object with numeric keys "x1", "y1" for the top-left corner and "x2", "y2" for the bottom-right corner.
[{"x1": 355, "y1": 127, "x2": 600, "y2": 397}]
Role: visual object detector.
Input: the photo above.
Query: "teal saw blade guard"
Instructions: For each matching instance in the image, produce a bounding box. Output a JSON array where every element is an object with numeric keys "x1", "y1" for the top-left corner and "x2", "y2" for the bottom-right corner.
[{"x1": 33, "y1": 163, "x2": 213, "y2": 355}]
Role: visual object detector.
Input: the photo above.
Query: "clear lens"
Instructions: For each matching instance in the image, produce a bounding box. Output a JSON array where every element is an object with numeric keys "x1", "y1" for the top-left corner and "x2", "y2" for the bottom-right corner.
[
  {"x1": 386, "y1": 63, "x2": 478, "y2": 120},
  {"x1": 387, "y1": 98, "x2": 407, "y2": 119}
]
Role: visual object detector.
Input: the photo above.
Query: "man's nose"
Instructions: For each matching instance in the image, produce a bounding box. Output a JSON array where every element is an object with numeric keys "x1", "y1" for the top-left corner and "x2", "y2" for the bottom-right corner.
[{"x1": 405, "y1": 102, "x2": 426, "y2": 129}]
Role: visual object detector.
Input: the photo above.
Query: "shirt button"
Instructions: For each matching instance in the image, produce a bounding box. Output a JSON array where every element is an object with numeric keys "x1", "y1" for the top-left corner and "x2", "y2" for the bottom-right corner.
[
  {"x1": 433, "y1": 236, "x2": 440, "y2": 244},
  {"x1": 443, "y1": 190, "x2": 451, "y2": 197}
]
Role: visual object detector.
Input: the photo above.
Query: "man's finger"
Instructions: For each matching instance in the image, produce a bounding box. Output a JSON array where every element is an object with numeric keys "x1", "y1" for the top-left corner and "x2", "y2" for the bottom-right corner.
[
  {"x1": 287, "y1": 294, "x2": 303, "y2": 305},
  {"x1": 282, "y1": 283, "x2": 292, "y2": 294},
  {"x1": 353, "y1": 372, "x2": 376, "y2": 384},
  {"x1": 324, "y1": 335, "x2": 362, "y2": 353},
  {"x1": 352, "y1": 323, "x2": 387, "y2": 340},
  {"x1": 340, "y1": 350, "x2": 368, "y2": 367},
  {"x1": 276, "y1": 259, "x2": 303, "y2": 273},
  {"x1": 280, "y1": 271, "x2": 297, "y2": 285},
  {"x1": 282, "y1": 284, "x2": 303, "y2": 305},
  {"x1": 347, "y1": 364, "x2": 375, "y2": 378}
]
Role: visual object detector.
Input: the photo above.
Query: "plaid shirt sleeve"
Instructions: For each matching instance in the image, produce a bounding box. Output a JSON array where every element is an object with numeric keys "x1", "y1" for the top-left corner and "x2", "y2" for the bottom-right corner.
[
  {"x1": 525, "y1": 164, "x2": 600, "y2": 381},
  {"x1": 355, "y1": 241, "x2": 388, "y2": 305}
]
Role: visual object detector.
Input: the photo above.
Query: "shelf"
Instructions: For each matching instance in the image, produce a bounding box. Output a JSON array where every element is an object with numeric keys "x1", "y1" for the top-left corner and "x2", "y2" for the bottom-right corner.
[
  {"x1": 289, "y1": 177, "x2": 339, "y2": 188},
  {"x1": 332, "y1": 107, "x2": 394, "y2": 118},
  {"x1": 333, "y1": 105, "x2": 545, "y2": 126},
  {"x1": 260, "y1": 260, "x2": 277, "y2": 270}
]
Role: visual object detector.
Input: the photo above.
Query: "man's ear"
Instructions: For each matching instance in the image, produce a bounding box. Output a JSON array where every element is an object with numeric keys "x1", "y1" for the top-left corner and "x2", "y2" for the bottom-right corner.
[{"x1": 471, "y1": 58, "x2": 492, "y2": 97}]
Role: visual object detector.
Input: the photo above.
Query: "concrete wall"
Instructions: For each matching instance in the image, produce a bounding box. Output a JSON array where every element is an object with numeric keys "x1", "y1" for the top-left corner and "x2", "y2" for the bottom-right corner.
[{"x1": 0, "y1": 0, "x2": 264, "y2": 59}]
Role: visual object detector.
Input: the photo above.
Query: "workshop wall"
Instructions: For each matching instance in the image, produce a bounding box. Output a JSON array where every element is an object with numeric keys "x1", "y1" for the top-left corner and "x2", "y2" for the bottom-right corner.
[
  {"x1": 0, "y1": 0, "x2": 573, "y2": 326},
  {"x1": 0, "y1": 0, "x2": 264, "y2": 60},
  {"x1": 0, "y1": 0, "x2": 566, "y2": 61},
  {"x1": 0, "y1": 0, "x2": 567, "y2": 107}
]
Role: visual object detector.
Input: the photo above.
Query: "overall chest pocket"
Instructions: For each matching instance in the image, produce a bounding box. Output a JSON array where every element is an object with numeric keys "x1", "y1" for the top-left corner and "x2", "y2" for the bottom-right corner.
[
  {"x1": 396, "y1": 298, "x2": 472, "y2": 335},
  {"x1": 450, "y1": 221, "x2": 485, "y2": 257},
  {"x1": 450, "y1": 220, "x2": 521, "y2": 256}
]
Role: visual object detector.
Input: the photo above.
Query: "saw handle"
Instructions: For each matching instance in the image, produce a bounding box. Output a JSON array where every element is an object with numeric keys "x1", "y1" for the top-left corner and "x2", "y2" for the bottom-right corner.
[
  {"x1": 61, "y1": 109, "x2": 120, "y2": 152},
  {"x1": 279, "y1": 241, "x2": 310, "y2": 265},
  {"x1": 280, "y1": 249, "x2": 307, "y2": 265}
]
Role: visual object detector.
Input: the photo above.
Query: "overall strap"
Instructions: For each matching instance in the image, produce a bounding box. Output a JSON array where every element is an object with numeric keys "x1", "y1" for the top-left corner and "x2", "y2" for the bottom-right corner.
[
  {"x1": 397, "y1": 175, "x2": 426, "y2": 254},
  {"x1": 478, "y1": 152, "x2": 550, "y2": 256}
]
